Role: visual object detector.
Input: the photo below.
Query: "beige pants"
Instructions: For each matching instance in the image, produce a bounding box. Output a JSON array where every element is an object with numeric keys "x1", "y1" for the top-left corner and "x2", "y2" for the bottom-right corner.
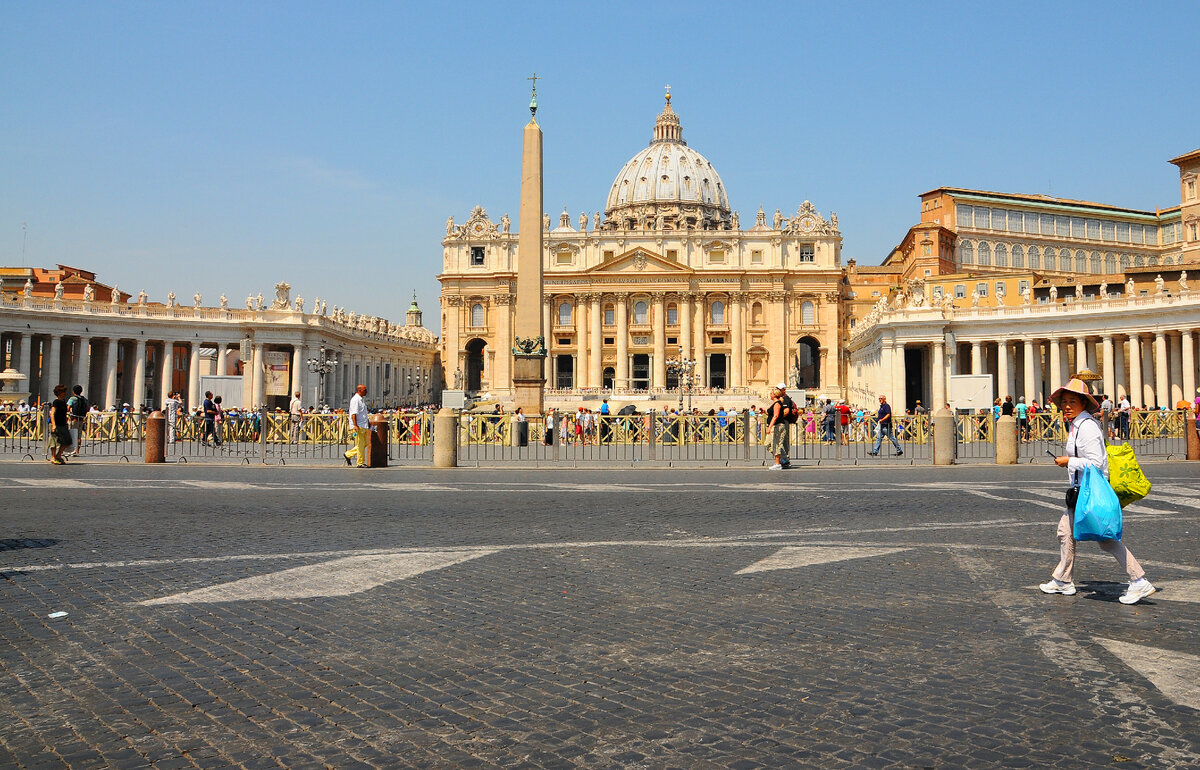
[{"x1": 1052, "y1": 512, "x2": 1145, "y2": 584}]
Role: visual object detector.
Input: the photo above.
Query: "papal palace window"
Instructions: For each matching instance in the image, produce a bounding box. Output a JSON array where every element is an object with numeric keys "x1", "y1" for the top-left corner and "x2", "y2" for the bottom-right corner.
[
  {"x1": 800, "y1": 301, "x2": 815, "y2": 325},
  {"x1": 711, "y1": 301, "x2": 725, "y2": 325},
  {"x1": 954, "y1": 284, "x2": 966, "y2": 298},
  {"x1": 798, "y1": 245, "x2": 815, "y2": 263},
  {"x1": 666, "y1": 303, "x2": 678, "y2": 325},
  {"x1": 633, "y1": 301, "x2": 648, "y2": 325},
  {"x1": 470, "y1": 246, "x2": 485, "y2": 266},
  {"x1": 558, "y1": 303, "x2": 572, "y2": 326},
  {"x1": 470, "y1": 303, "x2": 484, "y2": 327}
]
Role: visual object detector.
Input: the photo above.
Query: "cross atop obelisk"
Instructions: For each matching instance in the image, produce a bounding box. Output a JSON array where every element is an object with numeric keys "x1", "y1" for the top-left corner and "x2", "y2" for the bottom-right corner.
[{"x1": 512, "y1": 75, "x2": 546, "y2": 415}]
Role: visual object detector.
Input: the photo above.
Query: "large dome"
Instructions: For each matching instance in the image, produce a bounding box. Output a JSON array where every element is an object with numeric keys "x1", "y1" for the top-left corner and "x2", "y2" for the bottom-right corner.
[{"x1": 603, "y1": 94, "x2": 732, "y2": 231}]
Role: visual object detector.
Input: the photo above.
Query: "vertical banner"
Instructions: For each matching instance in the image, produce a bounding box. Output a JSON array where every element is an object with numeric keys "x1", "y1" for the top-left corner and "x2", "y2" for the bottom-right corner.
[{"x1": 263, "y1": 351, "x2": 290, "y2": 397}]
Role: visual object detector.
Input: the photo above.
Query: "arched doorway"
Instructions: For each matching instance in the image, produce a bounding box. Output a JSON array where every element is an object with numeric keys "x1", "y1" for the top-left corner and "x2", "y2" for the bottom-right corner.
[
  {"x1": 602, "y1": 366, "x2": 615, "y2": 390},
  {"x1": 793, "y1": 337, "x2": 821, "y2": 389},
  {"x1": 465, "y1": 338, "x2": 486, "y2": 391}
]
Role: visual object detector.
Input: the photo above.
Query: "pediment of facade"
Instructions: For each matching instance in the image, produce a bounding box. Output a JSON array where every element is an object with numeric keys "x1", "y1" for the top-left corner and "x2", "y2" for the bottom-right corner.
[{"x1": 584, "y1": 248, "x2": 694, "y2": 275}]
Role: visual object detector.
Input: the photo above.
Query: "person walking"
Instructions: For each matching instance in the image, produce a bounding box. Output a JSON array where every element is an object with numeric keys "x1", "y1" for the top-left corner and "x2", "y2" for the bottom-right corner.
[
  {"x1": 869, "y1": 395, "x2": 903, "y2": 456},
  {"x1": 67, "y1": 384, "x2": 89, "y2": 456},
  {"x1": 1015, "y1": 396, "x2": 1029, "y2": 442},
  {"x1": 344, "y1": 384, "x2": 369, "y2": 467},
  {"x1": 48, "y1": 385, "x2": 73, "y2": 464},
  {"x1": 767, "y1": 386, "x2": 790, "y2": 470},
  {"x1": 164, "y1": 391, "x2": 181, "y2": 443},
  {"x1": 1039, "y1": 378, "x2": 1156, "y2": 604},
  {"x1": 201, "y1": 391, "x2": 222, "y2": 446},
  {"x1": 289, "y1": 390, "x2": 303, "y2": 444}
]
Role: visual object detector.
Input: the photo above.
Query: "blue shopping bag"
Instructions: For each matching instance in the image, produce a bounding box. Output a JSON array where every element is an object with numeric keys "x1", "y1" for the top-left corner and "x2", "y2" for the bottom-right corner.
[{"x1": 1073, "y1": 465, "x2": 1123, "y2": 542}]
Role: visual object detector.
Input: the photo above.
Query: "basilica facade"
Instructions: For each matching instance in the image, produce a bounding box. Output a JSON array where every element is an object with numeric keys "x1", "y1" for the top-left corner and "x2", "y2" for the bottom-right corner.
[{"x1": 438, "y1": 94, "x2": 845, "y2": 407}]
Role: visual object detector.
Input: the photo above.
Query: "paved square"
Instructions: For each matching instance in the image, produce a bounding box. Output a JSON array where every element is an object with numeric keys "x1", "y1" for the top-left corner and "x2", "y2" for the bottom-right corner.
[{"x1": 2, "y1": 463, "x2": 1199, "y2": 768}]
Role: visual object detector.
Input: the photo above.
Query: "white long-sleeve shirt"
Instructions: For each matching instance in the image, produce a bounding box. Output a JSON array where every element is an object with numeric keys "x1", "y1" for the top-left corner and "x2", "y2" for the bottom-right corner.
[{"x1": 1065, "y1": 411, "x2": 1108, "y2": 484}]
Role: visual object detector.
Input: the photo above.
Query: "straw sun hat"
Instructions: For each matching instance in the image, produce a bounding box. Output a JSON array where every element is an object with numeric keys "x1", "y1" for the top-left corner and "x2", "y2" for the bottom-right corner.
[{"x1": 1049, "y1": 378, "x2": 1099, "y2": 412}]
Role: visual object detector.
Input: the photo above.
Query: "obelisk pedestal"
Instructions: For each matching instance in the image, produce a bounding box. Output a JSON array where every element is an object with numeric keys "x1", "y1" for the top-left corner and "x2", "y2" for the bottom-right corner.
[{"x1": 511, "y1": 81, "x2": 546, "y2": 416}]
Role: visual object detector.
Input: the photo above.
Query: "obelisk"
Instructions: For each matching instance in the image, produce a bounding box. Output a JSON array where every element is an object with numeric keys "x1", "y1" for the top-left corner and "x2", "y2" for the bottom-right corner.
[{"x1": 511, "y1": 74, "x2": 546, "y2": 415}]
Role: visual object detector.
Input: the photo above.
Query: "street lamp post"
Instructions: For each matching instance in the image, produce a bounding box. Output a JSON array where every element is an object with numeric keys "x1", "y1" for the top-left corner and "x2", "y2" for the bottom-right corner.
[
  {"x1": 665, "y1": 347, "x2": 697, "y2": 414},
  {"x1": 306, "y1": 348, "x2": 338, "y2": 408}
]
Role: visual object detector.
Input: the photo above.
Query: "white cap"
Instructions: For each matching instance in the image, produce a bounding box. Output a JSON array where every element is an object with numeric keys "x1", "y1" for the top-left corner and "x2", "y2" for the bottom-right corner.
[{"x1": 776, "y1": 382, "x2": 788, "y2": 390}]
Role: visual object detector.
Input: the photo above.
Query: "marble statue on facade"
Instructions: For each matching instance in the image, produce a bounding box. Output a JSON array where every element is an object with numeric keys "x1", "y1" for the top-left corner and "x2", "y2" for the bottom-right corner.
[
  {"x1": 579, "y1": 212, "x2": 587, "y2": 231},
  {"x1": 166, "y1": 292, "x2": 176, "y2": 307},
  {"x1": 54, "y1": 282, "x2": 64, "y2": 299},
  {"x1": 1098, "y1": 279, "x2": 1108, "y2": 300},
  {"x1": 22, "y1": 279, "x2": 33, "y2": 298},
  {"x1": 446, "y1": 216, "x2": 454, "y2": 235},
  {"x1": 320, "y1": 301, "x2": 327, "y2": 316},
  {"x1": 1179, "y1": 271, "x2": 1189, "y2": 294},
  {"x1": 1021, "y1": 286, "x2": 1031, "y2": 305},
  {"x1": 219, "y1": 294, "x2": 228, "y2": 310},
  {"x1": 295, "y1": 296, "x2": 304, "y2": 313},
  {"x1": 1155, "y1": 274, "x2": 1165, "y2": 295},
  {"x1": 1073, "y1": 279, "x2": 1083, "y2": 300},
  {"x1": 256, "y1": 293, "x2": 265, "y2": 311},
  {"x1": 831, "y1": 212, "x2": 838, "y2": 230},
  {"x1": 193, "y1": 292, "x2": 202, "y2": 308},
  {"x1": 138, "y1": 289, "x2": 148, "y2": 306},
  {"x1": 246, "y1": 294, "x2": 254, "y2": 311},
  {"x1": 731, "y1": 210, "x2": 739, "y2": 230},
  {"x1": 941, "y1": 290, "x2": 954, "y2": 311},
  {"x1": 594, "y1": 211, "x2": 602, "y2": 230},
  {"x1": 1126, "y1": 278, "x2": 1136, "y2": 298},
  {"x1": 1049, "y1": 285, "x2": 1058, "y2": 301},
  {"x1": 970, "y1": 289, "x2": 980, "y2": 307},
  {"x1": 272, "y1": 282, "x2": 291, "y2": 310},
  {"x1": 110, "y1": 285, "x2": 120, "y2": 305},
  {"x1": 543, "y1": 212, "x2": 550, "y2": 231},
  {"x1": 453, "y1": 368, "x2": 463, "y2": 389},
  {"x1": 773, "y1": 209, "x2": 783, "y2": 229},
  {"x1": 500, "y1": 214, "x2": 510, "y2": 234},
  {"x1": 83, "y1": 284, "x2": 94, "y2": 302}
]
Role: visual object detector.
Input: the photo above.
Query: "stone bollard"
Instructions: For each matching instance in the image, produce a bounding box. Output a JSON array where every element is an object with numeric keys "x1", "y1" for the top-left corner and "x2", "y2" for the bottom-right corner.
[
  {"x1": 995, "y1": 414, "x2": 1018, "y2": 465},
  {"x1": 367, "y1": 414, "x2": 389, "y2": 468},
  {"x1": 933, "y1": 409, "x2": 956, "y2": 466},
  {"x1": 145, "y1": 410, "x2": 166, "y2": 463},
  {"x1": 1187, "y1": 408, "x2": 1200, "y2": 461},
  {"x1": 433, "y1": 408, "x2": 459, "y2": 468}
]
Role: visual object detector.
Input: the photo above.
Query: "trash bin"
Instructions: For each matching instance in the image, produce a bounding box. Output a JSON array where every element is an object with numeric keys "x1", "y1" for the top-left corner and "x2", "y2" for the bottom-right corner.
[
  {"x1": 367, "y1": 414, "x2": 389, "y2": 468},
  {"x1": 515, "y1": 420, "x2": 529, "y2": 447}
]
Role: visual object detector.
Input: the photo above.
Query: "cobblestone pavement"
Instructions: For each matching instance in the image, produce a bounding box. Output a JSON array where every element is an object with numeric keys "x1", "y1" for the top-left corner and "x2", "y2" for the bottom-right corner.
[{"x1": 2, "y1": 463, "x2": 1199, "y2": 768}]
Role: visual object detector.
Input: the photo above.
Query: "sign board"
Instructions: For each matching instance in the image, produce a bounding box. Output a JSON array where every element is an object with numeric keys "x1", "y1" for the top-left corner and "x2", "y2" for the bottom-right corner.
[
  {"x1": 198, "y1": 375, "x2": 244, "y2": 411},
  {"x1": 263, "y1": 351, "x2": 291, "y2": 397},
  {"x1": 949, "y1": 374, "x2": 994, "y2": 412}
]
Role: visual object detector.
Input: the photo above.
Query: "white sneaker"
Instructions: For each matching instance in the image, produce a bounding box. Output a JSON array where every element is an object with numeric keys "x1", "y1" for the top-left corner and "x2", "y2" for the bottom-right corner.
[
  {"x1": 1119, "y1": 578, "x2": 1156, "y2": 605},
  {"x1": 1039, "y1": 578, "x2": 1077, "y2": 596},
  {"x1": 768, "y1": 463, "x2": 782, "y2": 470}
]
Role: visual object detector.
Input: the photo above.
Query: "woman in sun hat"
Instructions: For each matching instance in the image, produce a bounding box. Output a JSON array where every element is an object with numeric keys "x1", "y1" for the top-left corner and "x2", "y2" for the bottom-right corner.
[{"x1": 1039, "y1": 377, "x2": 1156, "y2": 604}]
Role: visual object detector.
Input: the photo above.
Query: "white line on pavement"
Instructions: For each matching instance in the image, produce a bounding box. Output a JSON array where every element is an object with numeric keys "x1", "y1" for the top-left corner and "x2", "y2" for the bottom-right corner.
[
  {"x1": 736, "y1": 546, "x2": 912, "y2": 574},
  {"x1": 1096, "y1": 639, "x2": 1200, "y2": 711}
]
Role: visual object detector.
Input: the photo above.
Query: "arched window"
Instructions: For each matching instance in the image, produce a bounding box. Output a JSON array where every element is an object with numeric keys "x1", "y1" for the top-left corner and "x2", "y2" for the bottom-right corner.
[
  {"x1": 1043, "y1": 247, "x2": 1056, "y2": 271},
  {"x1": 470, "y1": 303, "x2": 484, "y2": 327},
  {"x1": 603, "y1": 304, "x2": 615, "y2": 325},
  {"x1": 1148, "y1": 255, "x2": 1159, "y2": 267},
  {"x1": 666, "y1": 303, "x2": 678, "y2": 326},
  {"x1": 633, "y1": 301, "x2": 648, "y2": 325},
  {"x1": 1075, "y1": 250, "x2": 1087, "y2": 272},
  {"x1": 751, "y1": 302, "x2": 763, "y2": 325},
  {"x1": 1011, "y1": 244, "x2": 1024, "y2": 268},
  {"x1": 1134, "y1": 255, "x2": 1144, "y2": 267},
  {"x1": 558, "y1": 302, "x2": 572, "y2": 326},
  {"x1": 994, "y1": 243, "x2": 1008, "y2": 267},
  {"x1": 959, "y1": 240, "x2": 974, "y2": 265},
  {"x1": 800, "y1": 300, "x2": 816, "y2": 325},
  {"x1": 711, "y1": 300, "x2": 725, "y2": 325},
  {"x1": 1120, "y1": 254, "x2": 1130, "y2": 270},
  {"x1": 1105, "y1": 253, "x2": 1116, "y2": 274},
  {"x1": 1028, "y1": 245, "x2": 1040, "y2": 269},
  {"x1": 978, "y1": 241, "x2": 992, "y2": 266},
  {"x1": 1090, "y1": 251, "x2": 1102, "y2": 273}
]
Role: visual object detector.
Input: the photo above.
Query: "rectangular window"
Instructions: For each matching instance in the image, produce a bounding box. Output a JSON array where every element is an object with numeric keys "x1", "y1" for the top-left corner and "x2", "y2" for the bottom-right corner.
[
  {"x1": 1116, "y1": 222, "x2": 1130, "y2": 242},
  {"x1": 751, "y1": 249, "x2": 763, "y2": 264},
  {"x1": 711, "y1": 337, "x2": 724, "y2": 345},
  {"x1": 798, "y1": 245, "x2": 815, "y2": 262},
  {"x1": 957, "y1": 205, "x2": 973, "y2": 228},
  {"x1": 991, "y1": 209, "x2": 1007, "y2": 231},
  {"x1": 603, "y1": 250, "x2": 614, "y2": 261},
  {"x1": 709, "y1": 250, "x2": 725, "y2": 263},
  {"x1": 632, "y1": 336, "x2": 650, "y2": 346},
  {"x1": 1131, "y1": 225, "x2": 1144, "y2": 244},
  {"x1": 995, "y1": 281, "x2": 1006, "y2": 296},
  {"x1": 1070, "y1": 217, "x2": 1086, "y2": 237},
  {"x1": 1101, "y1": 220, "x2": 1115, "y2": 240},
  {"x1": 558, "y1": 338, "x2": 571, "y2": 346},
  {"x1": 666, "y1": 249, "x2": 678, "y2": 261},
  {"x1": 666, "y1": 336, "x2": 677, "y2": 345},
  {"x1": 556, "y1": 251, "x2": 572, "y2": 265},
  {"x1": 975, "y1": 208, "x2": 989, "y2": 229},
  {"x1": 1086, "y1": 219, "x2": 1100, "y2": 239},
  {"x1": 976, "y1": 282, "x2": 988, "y2": 297},
  {"x1": 1041, "y1": 213, "x2": 1055, "y2": 234},
  {"x1": 1018, "y1": 280, "x2": 1030, "y2": 294},
  {"x1": 954, "y1": 284, "x2": 966, "y2": 298},
  {"x1": 1188, "y1": 180, "x2": 1196, "y2": 199},
  {"x1": 604, "y1": 308, "x2": 614, "y2": 325},
  {"x1": 924, "y1": 268, "x2": 931, "y2": 276},
  {"x1": 1009, "y1": 211, "x2": 1023, "y2": 233},
  {"x1": 603, "y1": 337, "x2": 615, "y2": 345},
  {"x1": 922, "y1": 244, "x2": 931, "y2": 256},
  {"x1": 1056, "y1": 216, "x2": 1070, "y2": 237},
  {"x1": 470, "y1": 246, "x2": 485, "y2": 266}
]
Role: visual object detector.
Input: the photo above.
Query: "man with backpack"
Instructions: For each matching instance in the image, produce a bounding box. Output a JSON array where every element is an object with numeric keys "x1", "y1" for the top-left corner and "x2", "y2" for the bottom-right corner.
[
  {"x1": 767, "y1": 386, "x2": 792, "y2": 470},
  {"x1": 67, "y1": 385, "x2": 89, "y2": 456}
]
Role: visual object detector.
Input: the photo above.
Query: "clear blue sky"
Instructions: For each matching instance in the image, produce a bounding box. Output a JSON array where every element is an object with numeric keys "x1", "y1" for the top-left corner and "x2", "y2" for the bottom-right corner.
[{"x1": 3, "y1": 1, "x2": 1197, "y2": 332}]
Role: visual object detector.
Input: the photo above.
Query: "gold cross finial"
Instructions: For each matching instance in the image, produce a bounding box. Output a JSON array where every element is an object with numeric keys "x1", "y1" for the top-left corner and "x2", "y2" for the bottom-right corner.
[
  {"x1": 665, "y1": 84, "x2": 671, "y2": 103},
  {"x1": 528, "y1": 72, "x2": 540, "y2": 116}
]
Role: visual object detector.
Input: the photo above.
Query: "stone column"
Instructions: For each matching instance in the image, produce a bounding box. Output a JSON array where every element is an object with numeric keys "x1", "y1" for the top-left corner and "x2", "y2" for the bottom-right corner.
[
  {"x1": 1182, "y1": 331, "x2": 1196, "y2": 408},
  {"x1": 892, "y1": 338, "x2": 906, "y2": 410},
  {"x1": 590, "y1": 295, "x2": 603, "y2": 387},
  {"x1": 932, "y1": 341, "x2": 946, "y2": 411},
  {"x1": 188, "y1": 343, "x2": 202, "y2": 410},
  {"x1": 615, "y1": 294, "x2": 629, "y2": 388},
  {"x1": 731, "y1": 293, "x2": 744, "y2": 389},
  {"x1": 693, "y1": 295, "x2": 707, "y2": 386},
  {"x1": 251, "y1": 343, "x2": 265, "y2": 407},
  {"x1": 1128, "y1": 335, "x2": 1144, "y2": 408},
  {"x1": 997, "y1": 340, "x2": 1012, "y2": 401},
  {"x1": 1049, "y1": 339, "x2": 1062, "y2": 392},
  {"x1": 679, "y1": 293, "x2": 692, "y2": 360},
  {"x1": 45, "y1": 334, "x2": 62, "y2": 400},
  {"x1": 160, "y1": 342, "x2": 173, "y2": 406},
  {"x1": 216, "y1": 342, "x2": 227, "y2": 376},
  {"x1": 494, "y1": 297, "x2": 512, "y2": 392},
  {"x1": 1022, "y1": 340, "x2": 1036, "y2": 404},
  {"x1": 1142, "y1": 338, "x2": 1156, "y2": 408},
  {"x1": 76, "y1": 336, "x2": 91, "y2": 394},
  {"x1": 971, "y1": 341, "x2": 983, "y2": 374},
  {"x1": 1031, "y1": 341, "x2": 1044, "y2": 404},
  {"x1": 1075, "y1": 337, "x2": 1088, "y2": 377},
  {"x1": 542, "y1": 299, "x2": 552, "y2": 348},
  {"x1": 1155, "y1": 332, "x2": 1169, "y2": 408},
  {"x1": 577, "y1": 296, "x2": 589, "y2": 389},
  {"x1": 879, "y1": 340, "x2": 894, "y2": 399},
  {"x1": 13, "y1": 332, "x2": 30, "y2": 382},
  {"x1": 291, "y1": 345, "x2": 304, "y2": 401},
  {"x1": 774, "y1": 292, "x2": 787, "y2": 385},
  {"x1": 1101, "y1": 335, "x2": 1115, "y2": 400},
  {"x1": 105, "y1": 339, "x2": 120, "y2": 410},
  {"x1": 1113, "y1": 336, "x2": 1127, "y2": 401},
  {"x1": 1169, "y1": 333, "x2": 1184, "y2": 404},
  {"x1": 652, "y1": 293, "x2": 666, "y2": 389},
  {"x1": 132, "y1": 338, "x2": 147, "y2": 410}
]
